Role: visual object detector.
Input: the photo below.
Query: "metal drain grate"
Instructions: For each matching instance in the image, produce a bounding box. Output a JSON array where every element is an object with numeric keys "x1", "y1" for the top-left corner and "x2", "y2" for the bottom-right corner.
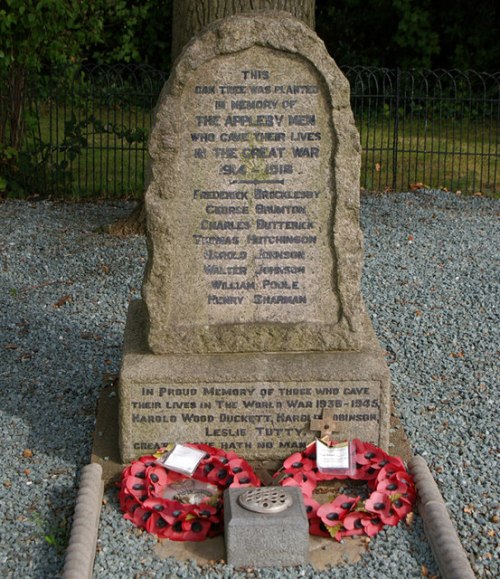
[{"x1": 238, "y1": 488, "x2": 293, "y2": 514}]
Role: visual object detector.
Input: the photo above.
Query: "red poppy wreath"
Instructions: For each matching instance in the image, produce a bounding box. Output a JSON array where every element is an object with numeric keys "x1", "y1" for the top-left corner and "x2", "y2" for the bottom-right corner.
[
  {"x1": 275, "y1": 438, "x2": 416, "y2": 541},
  {"x1": 118, "y1": 443, "x2": 261, "y2": 541}
]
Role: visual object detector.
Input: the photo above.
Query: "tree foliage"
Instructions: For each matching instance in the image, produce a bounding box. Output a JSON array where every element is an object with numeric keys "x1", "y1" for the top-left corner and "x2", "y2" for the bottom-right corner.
[
  {"x1": 93, "y1": 0, "x2": 172, "y2": 71},
  {"x1": 315, "y1": 0, "x2": 499, "y2": 71},
  {"x1": 85, "y1": 0, "x2": 500, "y2": 72},
  {"x1": 0, "y1": 0, "x2": 105, "y2": 189},
  {"x1": 0, "y1": 0, "x2": 103, "y2": 72}
]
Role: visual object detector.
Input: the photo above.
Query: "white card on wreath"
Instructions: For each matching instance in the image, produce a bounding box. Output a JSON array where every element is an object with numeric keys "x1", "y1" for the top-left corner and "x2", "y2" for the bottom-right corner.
[
  {"x1": 157, "y1": 444, "x2": 206, "y2": 476},
  {"x1": 316, "y1": 439, "x2": 355, "y2": 475}
]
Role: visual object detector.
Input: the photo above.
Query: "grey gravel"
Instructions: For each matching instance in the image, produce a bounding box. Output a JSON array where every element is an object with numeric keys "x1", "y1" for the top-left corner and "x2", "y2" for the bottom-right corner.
[{"x1": 0, "y1": 191, "x2": 498, "y2": 578}]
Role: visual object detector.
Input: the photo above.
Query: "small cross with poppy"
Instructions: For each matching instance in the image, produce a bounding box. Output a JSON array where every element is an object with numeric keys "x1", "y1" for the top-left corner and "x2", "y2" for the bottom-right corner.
[{"x1": 309, "y1": 408, "x2": 341, "y2": 441}]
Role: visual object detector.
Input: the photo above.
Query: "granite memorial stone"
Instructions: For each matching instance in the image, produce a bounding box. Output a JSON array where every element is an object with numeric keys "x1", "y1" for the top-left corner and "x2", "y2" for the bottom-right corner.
[{"x1": 119, "y1": 11, "x2": 391, "y2": 463}]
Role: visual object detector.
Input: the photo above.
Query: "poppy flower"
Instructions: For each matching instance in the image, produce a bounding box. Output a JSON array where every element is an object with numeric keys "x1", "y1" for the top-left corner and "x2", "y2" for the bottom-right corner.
[
  {"x1": 362, "y1": 515, "x2": 385, "y2": 537},
  {"x1": 124, "y1": 476, "x2": 149, "y2": 502},
  {"x1": 192, "y1": 503, "x2": 220, "y2": 523},
  {"x1": 119, "y1": 492, "x2": 137, "y2": 511},
  {"x1": 377, "y1": 461, "x2": 406, "y2": 481},
  {"x1": 207, "y1": 465, "x2": 233, "y2": 487},
  {"x1": 143, "y1": 509, "x2": 171, "y2": 537},
  {"x1": 121, "y1": 496, "x2": 140, "y2": 519},
  {"x1": 375, "y1": 468, "x2": 416, "y2": 502},
  {"x1": 390, "y1": 495, "x2": 414, "y2": 518},
  {"x1": 230, "y1": 470, "x2": 260, "y2": 487},
  {"x1": 342, "y1": 511, "x2": 366, "y2": 537},
  {"x1": 145, "y1": 465, "x2": 169, "y2": 495},
  {"x1": 160, "y1": 502, "x2": 190, "y2": 525},
  {"x1": 303, "y1": 497, "x2": 320, "y2": 519},
  {"x1": 317, "y1": 494, "x2": 359, "y2": 527},
  {"x1": 227, "y1": 458, "x2": 247, "y2": 472},
  {"x1": 180, "y1": 518, "x2": 211, "y2": 541},
  {"x1": 142, "y1": 497, "x2": 167, "y2": 511},
  {"x1": 127, "y1": 505, "x2": 150, "y2": 528},
  {"x1": 281, "y1": 471, "x2": 317, "y2": 498},
  {"x1": 163, "y1": 519, "x2": 188, "y2": 541},
  {"x1": 365, "y1": 491, "x2": 399, "y2": 525},
  {"x1": 283, "y1": 452, "x2": 315, "y2": 474},
  {"x1": 376, "y1": 476, "x2": 409, "y2": 496},
  {"x1": 393, "y1": 469, "x2": 416, "y2": 493},
  {"x1": 129, "y1": 462, "x2": 148, "y2": 478},
  {"x1": 354, "y1": 439, "x2": 386, "y2": 465},
  {"x1": 138, "y1": 455, "x2": 158, "y2": 467},
  {"x1": 309, "y1": 516, "x2": 332, "y2": 538},
  {"x1": 228, "y1": 458, "x2": 260, "y2": 486},
  {"x1": 163, "y1": 517, "x2": 210, "y2": 541},
  {"x1": 302, "y1": 443, "x2": 317, "y2": 462}
]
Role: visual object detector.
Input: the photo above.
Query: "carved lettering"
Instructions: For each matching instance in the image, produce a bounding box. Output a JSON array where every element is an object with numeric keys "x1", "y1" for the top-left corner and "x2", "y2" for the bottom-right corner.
[{"x1": 129, "y1": 381, "x2": 381, "y2": 457}]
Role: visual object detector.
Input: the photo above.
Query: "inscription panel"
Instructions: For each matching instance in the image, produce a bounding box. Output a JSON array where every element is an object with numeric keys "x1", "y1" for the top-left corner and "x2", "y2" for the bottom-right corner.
[
  {"x1": 169, "y1": 48, "x2": 338, "y2": 327},
  {"x1": 127, "y1": 381, "x2": 381, "y2": 456}
]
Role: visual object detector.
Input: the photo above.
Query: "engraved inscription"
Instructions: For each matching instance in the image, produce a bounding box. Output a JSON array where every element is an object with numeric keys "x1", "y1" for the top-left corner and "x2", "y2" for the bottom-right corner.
[
  {"x1": 169, "y1": 49, "x2": 337, "y2": 327},
  {"x1": 129, "y1": 381, "x2": 381, "y2": 455}
]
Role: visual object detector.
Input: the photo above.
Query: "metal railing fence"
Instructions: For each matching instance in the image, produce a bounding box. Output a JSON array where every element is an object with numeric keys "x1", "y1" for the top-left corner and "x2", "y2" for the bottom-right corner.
[
  {"x1": 17, "y1": 65, "x2": 500, "y2": 197},
  {"x1": 19, "y1": 64, "x2": 167, "y2": 198},
  {"x1": 348, "y1": 67, "x2": 499, "y2": 194}
]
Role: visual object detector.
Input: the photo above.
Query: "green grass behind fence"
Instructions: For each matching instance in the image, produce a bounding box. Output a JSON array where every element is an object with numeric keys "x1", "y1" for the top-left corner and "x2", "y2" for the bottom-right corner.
[
  {"x1": 361, "y1": 116, "x2": 499, "y2": 195},
  {"x1": 24, "y1": 103, "x2": 152, "y2": 199}
]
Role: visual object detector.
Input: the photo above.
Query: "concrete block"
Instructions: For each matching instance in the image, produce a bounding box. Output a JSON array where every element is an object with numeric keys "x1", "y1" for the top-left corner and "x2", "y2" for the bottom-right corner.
[{"x1": 224, "y1": 487, "x2": 309, "y2": 568}]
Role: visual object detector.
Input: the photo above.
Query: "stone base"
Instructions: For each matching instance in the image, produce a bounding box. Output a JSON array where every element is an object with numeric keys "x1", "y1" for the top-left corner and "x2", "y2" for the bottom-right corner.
[
  {"x1": 119, "y1": 300, "x2": 391, "y2": 463},
  {"x1": 224, "y1": 487, "x2": 309, "y2": 568}
]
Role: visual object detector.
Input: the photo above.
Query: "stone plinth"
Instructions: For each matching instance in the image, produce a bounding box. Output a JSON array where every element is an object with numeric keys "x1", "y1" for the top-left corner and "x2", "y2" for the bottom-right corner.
[{"x1": 119, "y1": 301, "x2": 390, "y2": 463}]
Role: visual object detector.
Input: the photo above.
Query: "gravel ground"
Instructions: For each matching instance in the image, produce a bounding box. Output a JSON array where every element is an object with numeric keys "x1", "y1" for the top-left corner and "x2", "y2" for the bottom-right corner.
[{"x1": 0, "y1": 191, "x2": 498, "y2": 578}]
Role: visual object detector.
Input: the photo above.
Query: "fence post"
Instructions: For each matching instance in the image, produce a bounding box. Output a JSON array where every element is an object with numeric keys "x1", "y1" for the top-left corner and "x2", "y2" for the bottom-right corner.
[{"x1": 392, "y1": 67, "x2": 401, "y2": 191}]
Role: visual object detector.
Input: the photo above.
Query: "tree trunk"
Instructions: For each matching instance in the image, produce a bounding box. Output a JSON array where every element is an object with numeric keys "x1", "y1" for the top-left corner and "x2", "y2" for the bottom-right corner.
[
  {"x1": 107, "y1": 200, "x2": 147, "y2": 236},
  {"x1": 109, "y1": 0, "x2": 315, "y2": 236},
  {"x1": 172, "y1": 0, "x2": 315, "y2": 62}
]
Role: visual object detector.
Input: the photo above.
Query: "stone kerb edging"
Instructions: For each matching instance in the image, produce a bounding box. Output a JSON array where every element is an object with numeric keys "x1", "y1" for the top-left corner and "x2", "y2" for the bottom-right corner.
[
  {"x1": 408, "y1": 456, "x2": 475, "y2": 579},
  {"x1": 63, "y1": 463, "x2": 104, "y2": 579}
]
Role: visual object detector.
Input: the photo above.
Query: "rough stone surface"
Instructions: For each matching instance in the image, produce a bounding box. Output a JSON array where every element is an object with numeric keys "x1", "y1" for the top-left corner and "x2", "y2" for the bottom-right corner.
[
  {"x1": 142, "y1": 11, "x2": 364, "y2": 354},
  {"x1": 224, "y1": 486, "x2": 309, "y2": 568},
  {"x1": 119, "y1": 11, "x2": 392, "y2": 463},
  {"x1": 119, "y1": 300, "x2": 390, "y2": 463}
]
